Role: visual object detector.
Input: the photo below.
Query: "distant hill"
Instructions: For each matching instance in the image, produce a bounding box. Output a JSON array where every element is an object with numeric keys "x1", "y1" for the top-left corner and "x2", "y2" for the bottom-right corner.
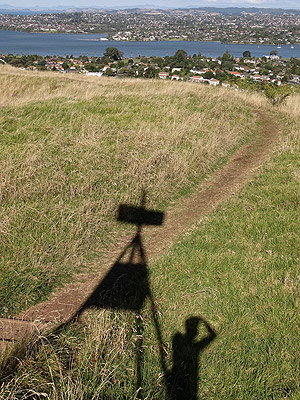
[
  {"x1": 186, "y1": 7, "x2": 300, "y2": 15},
  {"x1": 0, "y1": 5, "x2": 300, "y2": 15}
]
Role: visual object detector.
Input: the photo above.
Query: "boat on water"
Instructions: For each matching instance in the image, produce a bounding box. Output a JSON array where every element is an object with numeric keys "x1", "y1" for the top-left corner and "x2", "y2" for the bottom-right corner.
[
  {"x1": 277, "y1": 44, "x2": 281, "y2": 49},
  {"x1": 291, "y1": 44, "x2": 294, "y2": 49}
]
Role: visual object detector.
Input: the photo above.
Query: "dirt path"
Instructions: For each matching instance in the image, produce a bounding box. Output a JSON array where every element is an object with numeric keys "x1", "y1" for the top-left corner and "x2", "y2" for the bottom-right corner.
[{"x1": 0, "y1": 110, "x2": 281, "y2": 344}]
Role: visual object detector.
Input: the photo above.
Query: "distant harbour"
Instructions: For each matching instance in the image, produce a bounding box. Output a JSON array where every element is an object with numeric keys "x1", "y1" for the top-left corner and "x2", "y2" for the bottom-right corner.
[{"x1": 0, "y1": 30, "x2": 299, "y2": 59}]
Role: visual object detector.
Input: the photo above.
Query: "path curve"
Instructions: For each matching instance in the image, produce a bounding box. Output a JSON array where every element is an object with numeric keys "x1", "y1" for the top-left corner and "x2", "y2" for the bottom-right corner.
[{"x1": 0, "y1": 110, "x2": 281, "y2": 345}]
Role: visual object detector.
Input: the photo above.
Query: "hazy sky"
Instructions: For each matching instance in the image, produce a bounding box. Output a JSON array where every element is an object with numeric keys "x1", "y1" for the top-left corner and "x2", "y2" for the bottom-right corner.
[{"x1": 3, "y1": 0, "x2": 300, "y2": 9}]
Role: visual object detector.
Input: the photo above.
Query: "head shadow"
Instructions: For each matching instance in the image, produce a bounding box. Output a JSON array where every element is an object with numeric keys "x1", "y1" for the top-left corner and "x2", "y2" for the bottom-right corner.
[{"x1": 166, "y1": 316, "x2": 216, "y2": 400}]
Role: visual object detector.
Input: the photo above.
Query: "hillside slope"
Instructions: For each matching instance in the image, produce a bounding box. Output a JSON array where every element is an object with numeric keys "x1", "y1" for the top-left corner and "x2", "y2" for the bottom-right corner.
[
  {"x1": 0, "y1": 66, "x2": 260, "y2": 317},
  {"x1": 2, "y1": 66, "x2": 299, "y2": 400}
]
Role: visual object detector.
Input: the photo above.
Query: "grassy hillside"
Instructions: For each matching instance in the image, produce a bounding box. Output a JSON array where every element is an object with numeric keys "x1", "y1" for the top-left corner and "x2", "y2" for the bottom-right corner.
[
  {"x1": 0, "y1": 66, "x2": 259, "y2": 317},
  {"x1": 2, "y1": 66, "x2": 299, "y2": 400}
]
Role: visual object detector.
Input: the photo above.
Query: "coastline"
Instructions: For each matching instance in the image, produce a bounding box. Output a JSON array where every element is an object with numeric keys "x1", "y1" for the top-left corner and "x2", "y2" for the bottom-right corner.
[
  {"x1": 0, "y1": 30, "x2": 298, "y2": 59},
  {"x1": 0, "y1": 29, "x2": 298, "y2": 46}
]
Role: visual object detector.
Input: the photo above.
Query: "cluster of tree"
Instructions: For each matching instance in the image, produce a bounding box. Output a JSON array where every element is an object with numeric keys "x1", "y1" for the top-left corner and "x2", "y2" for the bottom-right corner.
[
  {"x1": 75, "y1": 47, "x2": 125, "y2": 72},
  {"x1": 1, "y1": 54, "x2": 48, "y2": 69},
  {"x1": 221, "y1": 51, "x2": 234, "y2": 71},
  {"x1": 287, "y1": 57, "x2": 300, "y2": 76}
]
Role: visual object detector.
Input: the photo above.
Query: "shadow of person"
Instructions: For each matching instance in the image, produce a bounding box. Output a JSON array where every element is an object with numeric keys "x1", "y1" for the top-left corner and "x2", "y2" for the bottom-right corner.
[{"x1": 166, "y1": 317, "x2": 216, "y2": 400}]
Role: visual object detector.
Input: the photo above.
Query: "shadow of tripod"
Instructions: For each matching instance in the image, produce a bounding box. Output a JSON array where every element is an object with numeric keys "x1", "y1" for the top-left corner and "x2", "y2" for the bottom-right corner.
[
  {"x1": 56, "y1": 191, "x2": 216, "y2": 399},
  {"x1": 68, "y1": 191, "x2": 167, "y2": 396}
]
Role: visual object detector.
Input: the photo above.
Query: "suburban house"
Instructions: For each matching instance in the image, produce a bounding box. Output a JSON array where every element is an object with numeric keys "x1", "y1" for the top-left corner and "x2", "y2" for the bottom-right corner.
[
  {"x1": 209, "y1": 78, "x2": 220, "y2": 86},
  {"x1": 158, "y1": 72, "x2": 169, "y2": 79},
  {"x1": 191, "y1": 76, "x2": 204, "y2": 83},
  {"x1": 251, "y1": 74, "x2": 262, "y2": 81}
]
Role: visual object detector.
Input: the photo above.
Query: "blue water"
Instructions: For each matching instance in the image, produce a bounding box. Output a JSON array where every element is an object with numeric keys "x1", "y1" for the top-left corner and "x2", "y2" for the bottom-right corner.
[{"x1": 0, "y1": 30, "x2": 299, "y2": 59}]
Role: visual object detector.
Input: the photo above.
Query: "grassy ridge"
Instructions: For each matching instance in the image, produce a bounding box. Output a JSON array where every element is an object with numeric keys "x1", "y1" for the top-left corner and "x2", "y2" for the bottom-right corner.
[
  {"x1": 2, "y1": 102, "x2": 299, "y2": 399},
  {"x1": 0, "y1": 67, "x2": 258, "y2": 317},
  {"x1": 3, "y1": 66, "x2": 300, "y2": 399}
]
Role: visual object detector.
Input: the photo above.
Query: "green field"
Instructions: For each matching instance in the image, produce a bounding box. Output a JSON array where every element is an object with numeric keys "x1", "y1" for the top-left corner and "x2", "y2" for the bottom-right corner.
[
  {"x1": 1, "y1": 66, "x2": 300, "y2": 400},
  {"x1": 0, "y1": 67, "x2": 257, "y2": 318}
]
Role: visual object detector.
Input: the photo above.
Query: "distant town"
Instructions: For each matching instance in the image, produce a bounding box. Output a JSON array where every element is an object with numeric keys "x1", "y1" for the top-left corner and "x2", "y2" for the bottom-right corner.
[
  {"x1": 1, "y1": 8, "x2": 300, "y2": 45},
  {"x1": 1, "y1": 47, "x2": 300, "y2": 89}
]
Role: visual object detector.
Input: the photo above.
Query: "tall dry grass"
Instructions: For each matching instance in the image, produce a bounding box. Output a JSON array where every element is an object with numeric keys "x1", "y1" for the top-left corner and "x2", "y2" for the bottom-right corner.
[
  {"x1": 0, "y1": 311, "x2": 143, "y2": 400},
  {"x1": 0, "y1": 64, "x2": 265, "y2": 108},
  {"x1": 271, "y1": 93, "x2": 300, "y2": 155},
  {"x1": 235, "y1": 89, "x2": 267, "y2": 109}
]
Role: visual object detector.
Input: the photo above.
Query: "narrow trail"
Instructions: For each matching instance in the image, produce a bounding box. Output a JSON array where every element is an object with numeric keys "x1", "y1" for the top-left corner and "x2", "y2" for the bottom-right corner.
[{"x1": 0, "y1": 110, "x2": 281, "y2": 347}]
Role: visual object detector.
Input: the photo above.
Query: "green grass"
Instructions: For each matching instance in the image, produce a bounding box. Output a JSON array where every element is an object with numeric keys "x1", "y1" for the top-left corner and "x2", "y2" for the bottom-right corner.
[
  {"x1": 2, "y1": 111, "x2": 299, "y2": 399},
  {"x1": 150, "y1": 157, "x2": 300, "y2": 398},
  {"x1": 147, "y1": 114, "x2": 300, "y2": 399},
  {"x1": 0, "y1": 73, "x2": 258, "y2": 317},
  {"x1": 2, "y1": 68, "x2": 299, "y2": 399}
]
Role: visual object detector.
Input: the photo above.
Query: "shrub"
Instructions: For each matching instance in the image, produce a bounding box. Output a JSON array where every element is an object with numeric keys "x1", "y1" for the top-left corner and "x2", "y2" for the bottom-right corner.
[{"x1": 264, "y1": 84, "x2": 292, "y2": 106}]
